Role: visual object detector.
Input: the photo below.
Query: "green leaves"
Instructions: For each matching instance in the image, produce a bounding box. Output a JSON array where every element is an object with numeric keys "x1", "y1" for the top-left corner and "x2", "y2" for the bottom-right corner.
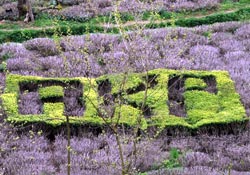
[
  {"x1": 39, "y1": 86, "x2": 64, "y2": 99},
  {"x1": 162, "y1": 148, "x2": 182, "y2": 169},
  {"x1": 185, "y1": 78, "x2": 207, "y2": 91},
  {"x1": 1, "y1": 69, "x2": 247, "y2": 130}
]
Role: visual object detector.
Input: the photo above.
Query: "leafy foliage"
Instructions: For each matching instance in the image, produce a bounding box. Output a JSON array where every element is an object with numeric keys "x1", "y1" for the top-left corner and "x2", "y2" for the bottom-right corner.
[
  {"x1": 161, "y1": 148, "x2": 182, "y2": 169},
  {"x1": 39, "y1": 86, "x2": 64, "y2": 99},
  {"x1": 1, "y1": 69, "x2": 247, "y2": 130}
]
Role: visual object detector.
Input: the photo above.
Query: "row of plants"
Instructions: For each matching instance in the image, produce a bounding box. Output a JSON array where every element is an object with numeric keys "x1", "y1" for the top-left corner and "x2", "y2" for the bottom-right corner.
[
  {"x1": 1, "y1": 0, "x2": 249, "y2": 30},
  {"x1": 145, "y1": 7, "x2": 250, "y2": 28},
  {"x1": 52, "y1": 0, "x2": 249, "y2": 22},
  {"x1": 58, "y1": 0, "x2": 250, "y2": 23},
  {"x1": 1, "y1": 69, "x2": 247, "y2": 130},
  {"x1": 48, "y1": 0, "x2": 220, "y2": 21},
  {"x1": 1, "y1": 6, "x2": 250, "y2": 43}
]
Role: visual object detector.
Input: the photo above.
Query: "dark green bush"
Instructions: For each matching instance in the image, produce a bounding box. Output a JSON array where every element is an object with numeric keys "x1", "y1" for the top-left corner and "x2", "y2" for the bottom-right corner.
[
  {"x1": 0, "y1": 24, "x2": 106, "y2": 43},
  {"x1": 158, "y1": 10, "x2": 172, "y2": 20},
  {"x1": 175, "y1": 7, "x2": 250, "y2": 27}
]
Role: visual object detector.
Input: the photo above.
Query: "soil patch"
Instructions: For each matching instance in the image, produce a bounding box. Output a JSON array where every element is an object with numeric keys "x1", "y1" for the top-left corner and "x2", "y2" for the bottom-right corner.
[{"x1": 18, "y1": 80, "x2": 84, "y2": 116}]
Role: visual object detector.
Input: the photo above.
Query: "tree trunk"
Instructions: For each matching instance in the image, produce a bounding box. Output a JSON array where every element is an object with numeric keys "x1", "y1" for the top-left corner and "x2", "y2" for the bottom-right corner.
[
  {"x1": 17, "y1": 0, "x2": 26, "y2": 18},
  {"x1": 18, "y1": 0, "x2": 34, "y2": 22},
  {"x1": 26, "y1": 0, "x2": 34, "y2": 22}
]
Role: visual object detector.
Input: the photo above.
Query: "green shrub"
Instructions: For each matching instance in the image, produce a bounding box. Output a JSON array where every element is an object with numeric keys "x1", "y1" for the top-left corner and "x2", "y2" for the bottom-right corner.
[
  {"x1": 0, "y1": 24, "x2": 105, "y2": 43},
  {"x1": 185, "y1": 78, "x2": 207, "y2": 91},
  {"x1": 175, "y1": 7, "x2": 250, "y2": 27},
  {"x1": 158, "y1": 10, "x2": 172, "y2": 20},
  {"x1": 39, "y1": 86, "x2": 64, "y2": 99},
  {"x1": 1, "y1": 69, "x2": 247, "y2": 131},
  {"x1": 162, "y1": 148, "x2": 182, "y2": 169},
  {"x1": 144, "y1": 7, "x2": 250, "y2": 28}
]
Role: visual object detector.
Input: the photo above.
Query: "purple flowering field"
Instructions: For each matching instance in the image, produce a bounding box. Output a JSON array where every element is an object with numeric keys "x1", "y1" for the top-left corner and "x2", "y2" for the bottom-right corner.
[
  {"x1": 0, "y1": 0, "x2": 221, "y2": 20},
  {"x1": 0, "y1": 1, "x2": 250, "y2": 173},
  {"x1": 0, "y1": 0, "x2": 221, "y2": 21},
  {"x1": 56, "y1": 0, "x2": 220, "y2": 20}
]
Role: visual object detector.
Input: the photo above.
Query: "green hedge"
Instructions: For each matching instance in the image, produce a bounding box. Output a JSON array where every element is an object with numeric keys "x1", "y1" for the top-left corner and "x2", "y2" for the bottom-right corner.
[
  {"x1": 0, "y1": 24, "x2": 118, "y2": 43},
  {"x1": 39, "y1": 86, "x2": 64, "y2": 99},
  {"x1": 1, "y1": 69, "x2": 247, "y2": 131},
  {"x1": 185, "y1": 78, "x2": 207, "y2": 91},
  {"x1": 144, "y1": 7, "x2": 250, "y2": 28},
  {"x1": 175, "y1": 7, "x2": 250, "y2": 27}
]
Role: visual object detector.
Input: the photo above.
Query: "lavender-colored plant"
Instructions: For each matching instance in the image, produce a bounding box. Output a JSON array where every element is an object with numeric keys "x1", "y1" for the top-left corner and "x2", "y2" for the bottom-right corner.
[
  {"x1": 18, "y1": 92, "x2": 43, "y2": 115},
  {"x1": 57, "y1": 0, "x2": 220, "y2": 21},
  {"x1": 24, "y1": 38, "x2": 59, "y2": 57},
  {"x1": 235, "y1": 24, "x2": 250, "y2": 40}
]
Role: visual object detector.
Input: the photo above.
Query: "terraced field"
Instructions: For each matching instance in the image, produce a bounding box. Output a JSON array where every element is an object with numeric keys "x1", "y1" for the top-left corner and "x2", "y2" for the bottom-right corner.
[{"x1": 0, "y1": 0, "x2": 250, "y2": 175}]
